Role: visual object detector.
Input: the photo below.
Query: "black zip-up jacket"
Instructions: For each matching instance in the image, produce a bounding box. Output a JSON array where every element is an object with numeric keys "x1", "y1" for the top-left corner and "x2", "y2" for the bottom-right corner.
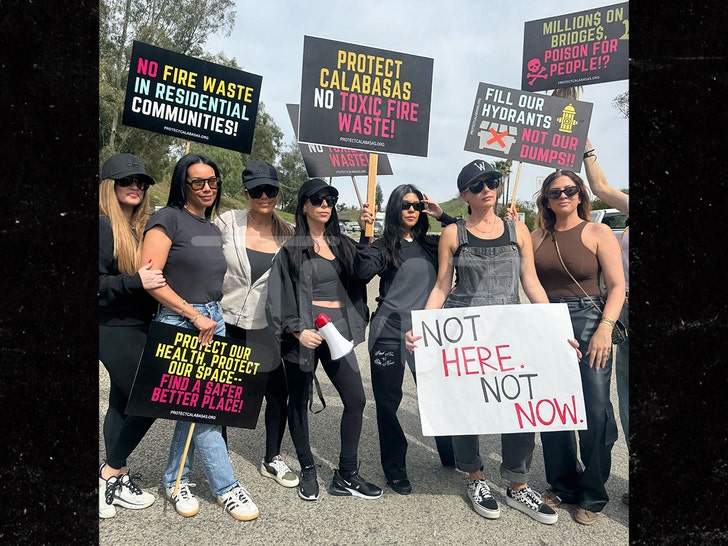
[{"x1": 265, "y1": 235, "x2": 369, "y2": 368}]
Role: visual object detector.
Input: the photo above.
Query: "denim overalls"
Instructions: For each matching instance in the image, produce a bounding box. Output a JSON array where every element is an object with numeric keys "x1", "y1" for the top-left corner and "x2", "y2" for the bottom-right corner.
[{"x1": 443, "y1": 219, "x2": 536, "y2": 484}]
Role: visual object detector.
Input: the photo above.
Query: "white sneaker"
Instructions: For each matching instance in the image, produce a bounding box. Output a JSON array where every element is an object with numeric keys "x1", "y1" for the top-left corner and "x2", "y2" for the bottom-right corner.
[
  {"x1": 217, "y1": 485, "x2": 259, "y2": 521},
  {"x1": 113, "y1": 472, "x2": 155, "y2": 510},
  {"x1": 260, "y1": 455, "x2": 300, "y2": 487},
  {"x1": 98, "y1": 476, "x2": 116, "y2": 519},
  {"x1": 165, "y1": 483, "x2": 200, "y2": 517}
]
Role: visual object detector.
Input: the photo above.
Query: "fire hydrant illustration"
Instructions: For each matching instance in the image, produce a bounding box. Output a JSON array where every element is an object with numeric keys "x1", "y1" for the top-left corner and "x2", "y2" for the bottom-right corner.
[{"x1": 557, "y1": 104, "x2": 578, "y2": 133}]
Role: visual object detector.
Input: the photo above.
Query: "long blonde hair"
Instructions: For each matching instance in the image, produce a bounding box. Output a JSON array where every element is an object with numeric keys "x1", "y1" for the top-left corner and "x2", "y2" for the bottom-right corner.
[{"x1": 99, "y1": 178, "x2": 151, "y2": 274}]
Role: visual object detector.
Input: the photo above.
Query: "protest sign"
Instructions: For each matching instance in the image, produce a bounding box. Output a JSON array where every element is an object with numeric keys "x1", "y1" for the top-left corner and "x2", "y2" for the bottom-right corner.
[
  {"x1": 299, "y1": 36, "x2": 433, "y2": 157},
  {"x1": 464, "y1": 82, "x2": 593, "y2": 171},
  {"x1": 411, "y1": 304, "x2": 586, "y2": 435},
  {"x1": 521, "y1": 3, "x2": 629, "y2": 92},
  {"x1": 286, "y1": 104, "x2": 393, "y2": 178},
  {"x1": 126, "y1": 322, "x2": 271, "y2": 428},
  {"x1": 122, "y1": 41, "x2": 262, "y2": 153}
]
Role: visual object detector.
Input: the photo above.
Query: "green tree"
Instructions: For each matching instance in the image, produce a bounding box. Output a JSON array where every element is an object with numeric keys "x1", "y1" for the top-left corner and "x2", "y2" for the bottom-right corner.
[
  {"x1": 612, "y1": 91, "x2": 629, "y2": 118},
  {"x1": 375, "y1": 183, "x2": 383, "y2": 209},
  {"x1": 277, "y1": 142, "x2": 308, "y2": 213},
  {"x1": 494, "y1": 159, "x2": 513, "y2": 207}
]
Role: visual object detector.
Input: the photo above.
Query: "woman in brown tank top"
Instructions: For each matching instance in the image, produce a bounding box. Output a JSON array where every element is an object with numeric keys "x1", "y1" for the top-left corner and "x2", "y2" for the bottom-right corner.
[{"x1": 530, "y1": 169, "x2": 625, "y2": 526}]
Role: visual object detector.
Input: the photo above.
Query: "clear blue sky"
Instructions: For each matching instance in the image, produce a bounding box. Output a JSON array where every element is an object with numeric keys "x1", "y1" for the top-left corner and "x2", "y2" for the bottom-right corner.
[{"x1": 206, "y1": 0, "x2": 629, "y2": 208}]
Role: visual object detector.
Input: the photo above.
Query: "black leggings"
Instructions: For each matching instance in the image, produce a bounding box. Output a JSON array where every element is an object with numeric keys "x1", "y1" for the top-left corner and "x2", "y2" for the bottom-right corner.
[
  {"x1": 224, "y1": 324, "x2": 289, "y2": 461},
  {"x1": 285, "y1": 308, "x2": 366, "y2": 473},
  {"x1": 99, "y1": 324, "x2": 156, "y2": 469}
]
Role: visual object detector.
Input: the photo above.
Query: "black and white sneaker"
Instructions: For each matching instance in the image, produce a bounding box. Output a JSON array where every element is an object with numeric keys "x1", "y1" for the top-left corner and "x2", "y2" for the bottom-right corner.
[
  {"x1": 506, "y1": 486, "x2": 558, "y2": 524},
  {"x1": 467, "y1": 479, "x2": 500, "y2": 519},
  {"x1": 113, "y1": 472, "x2": 155, "y2": 510},
  {"x1": 298, "y1": 465, "x2": 319, "y2": 501},
  {"x1": 328, "y1": 469, "x2": 382, "y2": 499}
]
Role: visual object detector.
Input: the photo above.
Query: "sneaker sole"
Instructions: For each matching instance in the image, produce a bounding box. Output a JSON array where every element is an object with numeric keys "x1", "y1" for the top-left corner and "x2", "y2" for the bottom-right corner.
[
  {"x1": 260, "y1": 465, "x2": 300, "y2": 488},
  {"x1": 216, "y1": 498, "x2": 259, "y2": 521},
  {"x1": 505, "y1": 495, "x2": 558, "y2": 525},
  {"x1": 99, "y1": 505, "x2": 116, "y2": 519},
  {"x1": 328, "y1": 483, "x2": 382, "y2": 499},
  {"x1": 298, "y1": 489, "x2": 320, "y2": 501},
  {"x1": 112, "y1": 496, "x2": 155, "y2": 510},
  {"x1": 469, "y1": 497, "x2": 501, "y2": 519},
  {"x1": 165, "y1": 493, "x2": 200, "y2": 517}
]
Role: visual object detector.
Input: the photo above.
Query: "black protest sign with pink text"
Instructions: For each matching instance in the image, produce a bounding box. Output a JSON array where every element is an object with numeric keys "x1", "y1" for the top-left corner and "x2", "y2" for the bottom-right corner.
[{"x1": 521, "y1": 2, "x2": 629, "y2": 92}]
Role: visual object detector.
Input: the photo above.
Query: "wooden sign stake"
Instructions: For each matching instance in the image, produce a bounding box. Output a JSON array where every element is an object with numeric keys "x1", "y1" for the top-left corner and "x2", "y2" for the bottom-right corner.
[{"x1": 364, "y1": 154, "x2": 378, "y2": 237}]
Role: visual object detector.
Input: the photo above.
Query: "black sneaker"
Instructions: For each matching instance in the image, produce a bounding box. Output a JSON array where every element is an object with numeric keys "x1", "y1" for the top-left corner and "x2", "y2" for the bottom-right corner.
[
  {"x1": 505, "y1": 486, "x2": 557, "y2": 525},
  {"x1": 298, "y1": 465, "x2": 319, "y2": 501},
  {"x1": 387, "y1": 478, "x2": 412, "y2": 495},
  {"x1": 328, "y1": 469, "x2": 382, "y2": 499}
]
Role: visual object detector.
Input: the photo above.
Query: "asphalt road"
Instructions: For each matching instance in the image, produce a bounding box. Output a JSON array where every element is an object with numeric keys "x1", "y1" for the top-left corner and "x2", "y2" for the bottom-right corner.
[{"x1": 99, "y1": 278, "x2": 629, "y2": 545}]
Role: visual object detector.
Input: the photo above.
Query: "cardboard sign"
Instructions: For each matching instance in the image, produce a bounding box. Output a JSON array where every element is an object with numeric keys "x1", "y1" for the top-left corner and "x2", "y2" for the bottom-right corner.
[
  {"x1": 126, "y1": 322, "x2": 271, "y2": 428},
  {"x1": 286, "y1": 104, "x2": 393, "y2": 177},
  {"x1": 521, "y1": 3, "x2": 629, "y2": 92},
  {"x1": 299, "y1": 35, "x2": 433, "y2": 157},
  {"x1": 122, "y1": 41, "x2": 262, "y2": 153},
  {"x1": 464, "y1": 82, "x2": 593, "y2": 171},
  {"x1": 412, "y1": 304, "x2": 586, "y2": 435}
]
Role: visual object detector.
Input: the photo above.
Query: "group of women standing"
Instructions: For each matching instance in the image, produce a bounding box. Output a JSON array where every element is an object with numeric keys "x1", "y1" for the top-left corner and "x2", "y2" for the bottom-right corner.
[{"x1": 99, "y1": 150, "x2": 625, "y2": 527}]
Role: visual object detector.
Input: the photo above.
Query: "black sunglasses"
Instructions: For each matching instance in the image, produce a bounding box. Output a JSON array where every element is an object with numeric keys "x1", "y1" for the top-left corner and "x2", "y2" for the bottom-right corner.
[
  {"x1": 186, "y1": 177, "x2": 221, "y2": 191},
  {"x1": 401, "y1": 201, "x2": 425, "y2": 211},
  {"x1": 247, "y1": 185, "x2": 279, "y2": 199},
  {"x1": 309, "y1": 193, "x2": 338, "y2": 207},
  {"x1": 468, "y1": 178, "x2": 500, "y2": 194},
  {"x1": 116, "y1": 176, "x2": 150, "y2": 192},
  {"x1": 546, "y1": 185, "x2": 580, "y2": 199}
]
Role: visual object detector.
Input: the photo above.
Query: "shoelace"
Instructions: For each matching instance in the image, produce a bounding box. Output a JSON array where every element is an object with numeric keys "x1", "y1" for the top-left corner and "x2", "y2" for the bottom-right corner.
[
  {"x1": 514, "y1": 487, "x2": 542, "y2": 509},
  {"x1": 120, "y1": 472, "x2": 144, "y2": 495},
  {"x1": 301, "y1": 465, "x2": 316, "y2": 480},
  {"x1": 471, "y1": 480, "x2": 493, "y2": 501},
  {"x1": 175, "y1": 483, "x2": 194, "y2": 501},
  {"x1": 104, "y1": 476, "x2": 120, "y2": 505},
  {"x1": 269, "y1": 459, "x2": 292, "y2": 475},
  {"x1": 221, "y1": 487, "x2": 252, "y2": 512}
]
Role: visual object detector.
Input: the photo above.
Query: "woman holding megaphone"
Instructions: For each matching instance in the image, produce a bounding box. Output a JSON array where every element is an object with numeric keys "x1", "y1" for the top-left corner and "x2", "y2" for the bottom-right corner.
[{"x1": 266, "y1": 178, "x2": 382, "y2": 502}]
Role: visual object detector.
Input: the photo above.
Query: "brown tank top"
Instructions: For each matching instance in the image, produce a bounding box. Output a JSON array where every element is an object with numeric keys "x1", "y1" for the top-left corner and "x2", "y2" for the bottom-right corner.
[{"x1": 534, "y1": 221, "x2": 602, "y2": 301}]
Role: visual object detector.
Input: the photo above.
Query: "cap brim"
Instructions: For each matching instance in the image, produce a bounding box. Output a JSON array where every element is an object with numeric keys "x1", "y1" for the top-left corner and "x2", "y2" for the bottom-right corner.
[
  {"x1": 460, "y1": 170, "x2": 501, "y2": 190},
  {"x1": 244, "y1": 177, "x2": 279, "y2": 189}
]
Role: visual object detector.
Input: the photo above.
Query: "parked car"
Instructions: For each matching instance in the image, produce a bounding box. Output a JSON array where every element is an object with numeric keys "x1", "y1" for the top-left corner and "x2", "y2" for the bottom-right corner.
[
  {"x1": 373, "y1": 220, "x2": 384, "y2": 237},
  {"x1": 346, "y1": 221, "x2": 360, "y2": 232},
  {"x1": 591, "y1": 208, "x2": 628, "y2": 240},
  {"x1": 339, "y1": 221, "x2": 348, "y2": 234}
]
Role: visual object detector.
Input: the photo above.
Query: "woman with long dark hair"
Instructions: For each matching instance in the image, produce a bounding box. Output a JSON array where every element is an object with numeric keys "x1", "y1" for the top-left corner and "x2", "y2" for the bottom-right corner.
[
  {"x1": 98, "y1": 154, "x2": 164, "y2": 518},
  {"x1": 354, "y1": 183, "x2": 456, "y2": 495},
  {"x1": 531, "y1": 169, "x2": 625, "y2": 526},
  {"x1": 140, "y1": 153, "x2": 259, "y2": 521},
  {"x1": 266, "y1": 178, "x2": 381, "y2": 502}
]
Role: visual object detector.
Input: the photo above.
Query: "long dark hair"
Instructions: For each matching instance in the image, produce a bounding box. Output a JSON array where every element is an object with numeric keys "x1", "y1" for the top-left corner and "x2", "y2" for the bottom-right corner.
[
  {"x1": 290, "y1": 190, "x2": 353, "y2": 276},
  {"x1": 535, "y1": 169, "x2": 591, "y2": 232},
  {"x1": 166, "y1": 153, "x2": 223, "y2": 219},
  {"x1": 382, "y1": 184, "x2": 438, "y2": 267}
]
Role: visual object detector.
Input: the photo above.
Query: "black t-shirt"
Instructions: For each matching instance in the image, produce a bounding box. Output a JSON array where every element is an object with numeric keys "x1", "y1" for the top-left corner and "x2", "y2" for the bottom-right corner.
[{"x1": 144, "y1": 207, "x2": 226, "y2": 303}]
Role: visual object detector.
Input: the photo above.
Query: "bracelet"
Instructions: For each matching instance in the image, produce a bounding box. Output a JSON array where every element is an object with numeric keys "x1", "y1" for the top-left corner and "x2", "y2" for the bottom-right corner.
[
  {"x1": 600, "y1": 317, "x2": 615, "y2": 328},
  {"x1": 180, "y1": 300, "x2": 189, "y2": 316},
  {"x1": 190, "y1": 312, "x2": 202, "y2": 324},
  {"x1": 583, "y1": 149, "x2": 596, "y2": 159}
]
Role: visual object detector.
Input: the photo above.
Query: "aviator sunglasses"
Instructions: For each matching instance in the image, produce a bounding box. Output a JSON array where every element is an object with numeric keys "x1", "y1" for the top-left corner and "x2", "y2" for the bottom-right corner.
[
  {"x1": 545, "y1": 185, "x2": 580, "y2": 199},
  {"x1": 309, "y1": 193, "x2": 338, "y2": 207},
  {"x1": 468, "y1": 178, "x2": 501, "y2": 194},
  {"x1": 401, "y1": 201, "x2": 426, "y2": 211},
  {"x1": 116, "y1": 176, "x2": 151, "y2": 192},
  {"x1": 186, "y1": 177, "x2": 221, "y2": 191},
  {"x1": 246, "y1": 184, "x2": 279, "y2": 199}
]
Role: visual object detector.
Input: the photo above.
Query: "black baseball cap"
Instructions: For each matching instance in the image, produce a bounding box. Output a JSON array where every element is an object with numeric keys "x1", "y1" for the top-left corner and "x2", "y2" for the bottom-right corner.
[
  {"x1": 242, "y1": 160, "x2": 280, "y2": 190},
  {"x1": 298, "y1": 178, "x2": 339, "y2": 202},
  {"x1": 457, "y1": 159, "x2": 501, "y2": 192},
  {"x1": 101, "y1": 153, "x2": 155, "y2": 185}
]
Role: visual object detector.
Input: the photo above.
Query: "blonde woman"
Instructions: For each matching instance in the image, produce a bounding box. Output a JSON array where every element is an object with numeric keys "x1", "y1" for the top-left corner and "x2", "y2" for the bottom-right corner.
[{"x1": 98, "y1": 154, "x2": 165, "y2": 518}]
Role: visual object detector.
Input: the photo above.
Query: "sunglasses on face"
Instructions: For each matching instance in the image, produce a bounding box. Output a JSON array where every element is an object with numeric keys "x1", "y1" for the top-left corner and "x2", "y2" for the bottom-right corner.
[
  {"x1": 468, "y1": 178, "x2": 500, "y2": 194},
  {"x1": 309, "y1": 193, "x2": 338, "y2": 207},
  {"x1": 247, "y1": 185, "x2": 279, "y2": 199},
  {"x1": 116, "y1": 176, "x2": 150, "y2": 192},
  {"x1": 186, "y1": 177, "x2": 221, "y2": 191},
  {"x1": 401, "y1": 201, "x2": 426, "y2": 211},
  {"x1": 546, "y1": 185, "x2": 580, "y2": 199}
]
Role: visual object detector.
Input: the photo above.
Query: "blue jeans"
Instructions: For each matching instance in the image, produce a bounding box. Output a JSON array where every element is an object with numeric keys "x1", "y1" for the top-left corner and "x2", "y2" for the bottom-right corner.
[{"x1": 156, "y1": 302, "x2": 239, "y2": 496}]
